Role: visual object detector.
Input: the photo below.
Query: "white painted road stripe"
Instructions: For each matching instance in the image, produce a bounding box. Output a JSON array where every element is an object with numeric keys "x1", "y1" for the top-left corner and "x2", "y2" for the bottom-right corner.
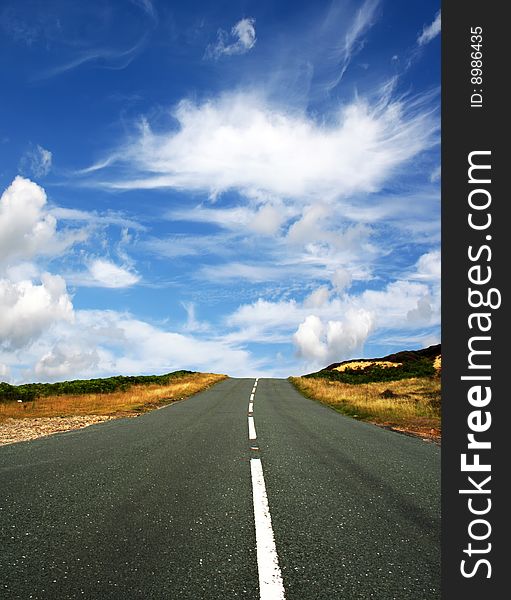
[
  {"x1": 250, "y1": 393, "x2": 255, "y2": 401},
  {"x1": 250, "y1": 458, "x2": 286, "y2": 600},
  {"x1": 248, "y1": 416, "x2": 257, "y2": 440},
  {"x1": 249, "y1": 402, "x2": 254, "y2": 413}
]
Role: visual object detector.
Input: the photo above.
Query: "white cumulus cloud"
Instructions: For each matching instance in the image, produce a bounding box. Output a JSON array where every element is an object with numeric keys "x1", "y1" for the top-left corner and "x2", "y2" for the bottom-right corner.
[
  {"x1": 0, "y1": 273, "x2": 74, "y2": 350},
  {"x1": 412, "y1": 249, "x2": 441, "y2": 281},
  {"x1": 22, "y1": 309, "x2": 259, "y2": 382},
  {"x1": 0, "y1": 176, "x2": 84, "y2": 268},
  {"x1": 406, "y1": 296, "x2": 433, "y2": 324},
  {"x1": 225, "y1": 248, "x2": 440, "y2": 368},
  {"x1": 331, "y1": 268, "x2": 353, "y2": 293},
  {"x1": 0, "y1": 177, "x2": 264, "y2": 382},
  {"x1": 0, "y1": 363, "x2": 10, "y2": 379},
  {"x1": 34, "y1": 344, "x2": 99, "y2": 380},
  {"x1": 293, "y1": 310, "x2": 373, "y2": 365}
]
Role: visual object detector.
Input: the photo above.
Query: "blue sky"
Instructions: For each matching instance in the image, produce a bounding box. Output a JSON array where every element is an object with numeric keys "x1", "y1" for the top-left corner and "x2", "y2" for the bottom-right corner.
[{"x1": 0, "y1": 0, "x2": 441, "y2": 382}]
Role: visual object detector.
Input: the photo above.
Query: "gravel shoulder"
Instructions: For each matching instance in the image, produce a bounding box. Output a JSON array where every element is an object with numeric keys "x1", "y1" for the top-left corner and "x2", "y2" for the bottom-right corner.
[{"x1": 0, "y1": 415, "x2": 120, "y2": 446}]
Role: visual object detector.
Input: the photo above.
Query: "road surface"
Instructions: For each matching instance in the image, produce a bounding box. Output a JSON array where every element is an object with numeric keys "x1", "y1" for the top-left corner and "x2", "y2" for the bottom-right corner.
[{"x1": 0, "y1": 378, "x2": 440, "y2": 599}]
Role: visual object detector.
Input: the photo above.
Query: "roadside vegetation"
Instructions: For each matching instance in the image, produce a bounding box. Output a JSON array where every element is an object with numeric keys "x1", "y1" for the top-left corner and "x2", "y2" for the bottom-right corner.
[
  {"x1": 291, "y1": 345, "x2": 441, "y2": 441},
  {"x1": 0, "y1": 371, "x2": 197, "y2": 403},
  {"x1": 0, "y1": 372, "x2": 227, "y2": 422},
  {"x1": 305, "y1": 357, "x2": 436, "y2": 384},
  {"x1": 290, "y1": 376, "x2": 440, "y2": 441}
]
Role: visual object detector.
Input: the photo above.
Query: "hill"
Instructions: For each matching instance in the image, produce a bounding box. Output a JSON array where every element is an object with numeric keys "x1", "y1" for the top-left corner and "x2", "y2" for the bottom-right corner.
[
  {"x1": 291, "y1": 344, "x2": 441, "y2": 442},
  {"x1": 305, "y1": 344, "x2": 441, "y2": 384}
]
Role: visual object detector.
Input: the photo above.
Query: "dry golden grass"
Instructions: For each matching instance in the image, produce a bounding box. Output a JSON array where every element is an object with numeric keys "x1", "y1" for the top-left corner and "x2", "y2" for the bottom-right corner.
[
  {"x1": 333, "y1": 360, "x2": 402, "y2": 372},
  {"x1": 290, "y1": 376, "x2": 441, "y2": 441},
  {"x1": 0, "y1": 373, "x2": 227, "y2": 422}
]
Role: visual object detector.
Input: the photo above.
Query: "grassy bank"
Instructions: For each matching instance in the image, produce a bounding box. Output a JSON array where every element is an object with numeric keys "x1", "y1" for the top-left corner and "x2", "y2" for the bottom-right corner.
[
  {"x1": 0, "y1": 370, "x2": 198, "y2": 402},
  {"x1": 0, "y1": 372, "x2": 227, "y2": 422},
  {"x1": 290, "y1": 375, "x2": 441, "y2": 441}
]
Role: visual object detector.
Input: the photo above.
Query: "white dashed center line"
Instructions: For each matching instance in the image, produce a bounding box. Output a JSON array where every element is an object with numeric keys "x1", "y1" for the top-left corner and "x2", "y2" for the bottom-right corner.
[
  {"x1": 248, "y1": 415, "x2": 257, "y2": 440},
  {"x1": 250, "y1": 457, "x2": 286, "y2": 599},
  {"x1": 247, "y1": 378, "x2": 286, "y2": 599}
]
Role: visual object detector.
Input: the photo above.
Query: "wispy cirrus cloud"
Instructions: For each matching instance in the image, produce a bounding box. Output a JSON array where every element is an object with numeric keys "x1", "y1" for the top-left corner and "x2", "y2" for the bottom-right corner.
[
  {"x1": 200, "y1": 262, "x2": 297, "y2": 284},
  {"x1": 19, "y1": 144, "x2": 53, "y2": 178},
  {"x1": 142, "y1": 233, "x2": 237, "y2": 259},
  {"x1": 129, "y1": 0, "x2": 157, "y2": 22},
  {"x1": 0, "y1": 3, "x2": 52, "y2": 46},
  {"x1": 2, "y1": 0, "x2": 154, "y2": 80},
  {"x1": 165, "y1": 202, "x2": 292, "y2": 236},
  {"x1": 82, "y1": 88, "x2": 438, "y2": 202},
  {"x1": 417, "y1": 10, "x2": 441, "y2": 46},
  {"x1": 325, "y1": 0, "x2": 380, "y2": 90},
  {"x1": 35, "y1": 36, "x2": 147, "y2": 80},
  {"x1": 49, "y1": 206, "x2": 147, "y2": 232},
  {"x1": 205, "y1": 17, "x2": 256, "y2": 59},
  {"x1": 226, "y1": 276, "x2": 438, "y2": 339}
]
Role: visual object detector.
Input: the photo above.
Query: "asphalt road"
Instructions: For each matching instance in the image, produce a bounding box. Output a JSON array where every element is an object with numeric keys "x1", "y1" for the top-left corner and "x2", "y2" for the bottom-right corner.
[{"x1": 0, "y1": 378, "x2": 440, "y2": 599}]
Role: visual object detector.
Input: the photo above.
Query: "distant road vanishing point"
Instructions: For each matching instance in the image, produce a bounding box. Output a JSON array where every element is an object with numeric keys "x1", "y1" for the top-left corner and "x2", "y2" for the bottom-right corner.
[{"x1": 0, "y1": 378, "x2": 440, "y2": 599}]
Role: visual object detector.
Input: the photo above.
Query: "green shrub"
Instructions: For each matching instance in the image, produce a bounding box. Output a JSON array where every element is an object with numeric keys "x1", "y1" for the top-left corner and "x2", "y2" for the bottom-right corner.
[
  {"x1": 304, "y1": 358, "x2": 436, "y2": 384},
  {"x1": 0, "y1": 382, "x2": 37, "y2": 403},
  {"x1": 0, "y1": 370, "x2": 194, "y2": 402}
]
